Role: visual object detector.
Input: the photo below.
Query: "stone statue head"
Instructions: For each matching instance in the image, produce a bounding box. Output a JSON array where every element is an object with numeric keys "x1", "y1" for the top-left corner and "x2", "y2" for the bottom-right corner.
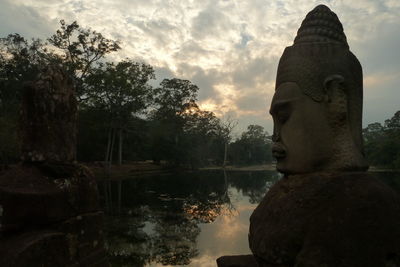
[{"x1": 271, "y1": 5, "x2": 368, "y2": 174}]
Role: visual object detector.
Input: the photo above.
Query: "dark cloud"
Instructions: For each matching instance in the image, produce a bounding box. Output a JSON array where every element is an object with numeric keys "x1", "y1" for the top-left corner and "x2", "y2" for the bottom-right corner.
[
  {"x1": 150, "y1": 66, "x2": 175, "y2": 87},
  {"x1": 236, "y1": 94, "x2": 268, "y2": 112},
  {"x1": 235, "y1": 113, "x2": 272, "y2": 137},
  {"x1": 134, "y1": 18, "x2": 183, "y2": 47},
  {"x1": 355, "y1": 22, "x2": 400, "y2": 75},
  {"x1": 0, "y1": 0, "x2": 398, "y2": 135},
  {"x1": 0, "y1": 0, "x2": 55, "y2": 39},
  {"x1": 364, "y1": 75, "x2": 399, "y2": 127},
  {"x1": 176, "y1": 63, "x2": 221, "y2": 101},
  {"x1": 231, "y1": 55, "x2": 276, "y2": 90},
  {"x1": 173, "y1": 40, "x2": 209, "y2": 62},
  {"x1": 191, "y1": 5, "x2": 230, "y2": 40}
]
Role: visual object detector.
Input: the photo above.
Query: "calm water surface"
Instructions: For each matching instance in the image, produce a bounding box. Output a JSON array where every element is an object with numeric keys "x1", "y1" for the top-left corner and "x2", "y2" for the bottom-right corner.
[{"x1": 98, "y1": 170, "x2": 400, "y2": 267}]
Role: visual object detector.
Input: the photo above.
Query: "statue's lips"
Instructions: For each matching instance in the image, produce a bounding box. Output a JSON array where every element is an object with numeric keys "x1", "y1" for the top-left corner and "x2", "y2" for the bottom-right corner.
[{"x1": 272, "y1": 144, "x2": 286, "y2": 159}]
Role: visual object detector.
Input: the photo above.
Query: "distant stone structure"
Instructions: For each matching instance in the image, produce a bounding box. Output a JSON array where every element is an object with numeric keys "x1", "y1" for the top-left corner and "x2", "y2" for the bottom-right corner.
[
  {"x1": 217, "y1": 5, "x2": 400, "y2": 267},
  {"x1": 0, "y1": 65, "x2": 108, "y2": 266}
]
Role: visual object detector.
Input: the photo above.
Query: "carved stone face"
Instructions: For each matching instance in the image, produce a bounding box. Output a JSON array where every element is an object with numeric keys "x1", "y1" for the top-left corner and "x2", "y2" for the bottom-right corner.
[{"x1": 270, "y1": 82, "x2": 335, "y2": 174}]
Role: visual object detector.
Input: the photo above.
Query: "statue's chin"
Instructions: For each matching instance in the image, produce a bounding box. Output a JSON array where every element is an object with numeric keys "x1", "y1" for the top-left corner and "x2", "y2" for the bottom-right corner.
[
  {"x1": 275, "y1": 160, "x2": 298, "y2": 175},
  {"x1": 276, "y1": 160, "x2": 323, "y2": 175}
]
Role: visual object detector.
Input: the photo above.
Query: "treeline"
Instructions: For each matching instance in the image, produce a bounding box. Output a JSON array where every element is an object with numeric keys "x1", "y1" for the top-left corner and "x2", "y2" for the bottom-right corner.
[
  {"x1": 0, "y1": 20, "x2": 273, "y2": 169},
  {"x1": 363, "y1": 111, "x2": 400, "y2": 169}
]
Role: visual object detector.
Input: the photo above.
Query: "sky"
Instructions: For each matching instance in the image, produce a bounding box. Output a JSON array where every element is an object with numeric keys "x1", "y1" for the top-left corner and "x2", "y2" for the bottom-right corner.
[{"x1": 1, "y1": 0, "x2": 399, "y2": 135}]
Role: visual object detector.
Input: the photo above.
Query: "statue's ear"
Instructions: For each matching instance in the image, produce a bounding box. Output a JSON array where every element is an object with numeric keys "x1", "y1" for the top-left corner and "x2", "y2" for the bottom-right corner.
[{"x1": 323, "y1": 74, "x2": 345, "y2": 102}]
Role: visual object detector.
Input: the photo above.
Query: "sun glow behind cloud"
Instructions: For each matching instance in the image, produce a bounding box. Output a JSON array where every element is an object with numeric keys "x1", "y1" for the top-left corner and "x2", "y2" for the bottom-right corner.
[{"x1": 1, "y1": 0, "x2": 399, "y2": 133}]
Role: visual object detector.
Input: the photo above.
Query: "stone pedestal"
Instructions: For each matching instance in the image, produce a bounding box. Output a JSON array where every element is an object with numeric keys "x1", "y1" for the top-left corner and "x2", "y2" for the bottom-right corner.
[
  {"x1": 0, "y1": 163, "x2": 108, "y2": 267},
  {"x1": 249, "y1": 172, "x2": 400, "y2": 267},
  {"x1": 216, "y1": 254, "x2": 258, "y2": 267}
]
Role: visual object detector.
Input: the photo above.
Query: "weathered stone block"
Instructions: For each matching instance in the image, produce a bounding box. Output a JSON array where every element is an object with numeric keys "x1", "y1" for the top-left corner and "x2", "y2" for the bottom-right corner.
[
  {"x1": 216, "y1": 254, "x2": 258, "y2": 267},
  {"x1": 0, "y1": 164, "x2": 99, "y2": 232},
  {"x1": 0, "y1": 231, "x2": 70, "y2": 267}
]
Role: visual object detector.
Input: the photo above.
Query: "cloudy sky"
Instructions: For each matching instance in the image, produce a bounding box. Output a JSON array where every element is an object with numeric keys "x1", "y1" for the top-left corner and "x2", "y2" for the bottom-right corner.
[{"x1": 1, "y1": 0, "x2": 399, "y2": 135}]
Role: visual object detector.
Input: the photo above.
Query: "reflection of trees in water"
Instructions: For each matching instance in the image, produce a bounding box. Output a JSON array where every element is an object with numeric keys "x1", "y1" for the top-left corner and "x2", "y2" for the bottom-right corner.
[
  {"x1": 104, "y1": 209, "x2": 201, "y2": 266},
  {"x1": 152, "y1": 215, "x2": 200, "y2": 265},
  {"x1": 104, "y1": 213, "x2": 152, "y2": 266},
  {"x1": 100, "y1": 171, "x2": 235, "y2": 266},
  {"x1": 101, "y1": 171, "x2": 400, "y2": 266},
  {"x1": 227, "y1": 171, "x2": 281, "y2": 204},
  {"x1": 183, "y1": 194, "x2": 237, "y2": 224},
  {"x1": 100, "y1": 171, "x2": 282, "y2": 266}
]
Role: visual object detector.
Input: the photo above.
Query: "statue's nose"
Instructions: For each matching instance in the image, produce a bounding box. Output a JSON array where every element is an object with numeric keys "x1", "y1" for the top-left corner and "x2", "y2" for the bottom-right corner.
[{"x1": 272, "y1": 127, "x2": 280, "y2": 142}]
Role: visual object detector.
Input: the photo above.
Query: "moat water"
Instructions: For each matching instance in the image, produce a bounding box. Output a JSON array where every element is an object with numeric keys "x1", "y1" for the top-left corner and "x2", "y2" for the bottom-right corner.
[{"x1": 98, "y1": 170, "x2": 400, "y2": 267}]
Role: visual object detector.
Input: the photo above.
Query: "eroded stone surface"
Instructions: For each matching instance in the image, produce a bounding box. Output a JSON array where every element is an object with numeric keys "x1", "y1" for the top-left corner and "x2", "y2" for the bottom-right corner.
[
  {"x1": 0, "y1": 164, "x2": 99, "y2": 232},
  {"x1": 0, "y1": 231, "x2": 70, "y2": 267},
  {"x1": 249, "y1": 173, "x2": 400, "y2": 267},
  {"x1": 216, "y1": 254, "x2": 258, "y2": 267},
  {"x1": 20, "y1": 65, "x2": 77, "y2": 163}
]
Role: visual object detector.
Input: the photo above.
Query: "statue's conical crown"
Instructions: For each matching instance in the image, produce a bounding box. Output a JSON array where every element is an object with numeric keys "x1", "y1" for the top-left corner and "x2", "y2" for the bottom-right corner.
[{"x1": 294, "y1": 5, "x2": 348, "y2": 47}]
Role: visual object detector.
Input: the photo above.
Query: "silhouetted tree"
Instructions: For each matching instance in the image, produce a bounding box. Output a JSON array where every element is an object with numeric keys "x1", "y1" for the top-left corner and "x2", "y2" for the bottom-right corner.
[
  {"x1": 84, "y1": 60, "x2": 155, "y2": 168},
  {"x1": 363, "y1": 111, "x2": 400, "y2": 168},
  {"x1": 229, "y1": 124, "x2": 272, "y2": 165},
  {"x1": 48, "y1": 20, "x2": 120, "y2": 101}
]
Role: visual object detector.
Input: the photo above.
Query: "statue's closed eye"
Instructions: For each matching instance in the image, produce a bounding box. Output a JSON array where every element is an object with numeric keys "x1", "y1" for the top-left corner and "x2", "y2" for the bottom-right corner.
[{"x1": 276, "y1": 110, "x2": 290, "y2": 124}]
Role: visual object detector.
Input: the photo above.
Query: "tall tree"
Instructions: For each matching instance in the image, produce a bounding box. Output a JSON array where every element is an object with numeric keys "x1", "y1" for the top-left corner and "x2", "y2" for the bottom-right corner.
[
  {"x1": 150, "y1": 78, "x2": 199, "y2": 165},
  {"x1": 84, "y1": 60, "x2": 155, "y2": 167},
  {"x1": 0, "y1": 34, "x2": 51, "y2": 115},
  {"x1": 363, "y1": 111, "x2": 400, "y2": 168},
  {"x1": 219, "y1": 116, "x2": 238, "y2": 167},
  {"x1": 181, "y1": 102, "x2": 222, "y2": 168},
  {"x1": 48, "y1": 20, "x2": 120, "y2": 101},
  {"x1": 229, "y1": 124, "x2": 272, "y2": 165}
]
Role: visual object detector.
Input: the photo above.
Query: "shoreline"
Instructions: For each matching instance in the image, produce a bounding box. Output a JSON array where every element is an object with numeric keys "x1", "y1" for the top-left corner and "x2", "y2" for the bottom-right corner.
[
  {"x1": 87, "y1": 161, "x2": 399, "y2": 180},
  {"x1": 1, "y1": 162, "x2": 397, "y2": 180}
]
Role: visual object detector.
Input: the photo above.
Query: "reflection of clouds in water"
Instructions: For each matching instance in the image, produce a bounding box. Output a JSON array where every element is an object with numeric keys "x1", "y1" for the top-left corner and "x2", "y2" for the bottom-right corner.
[
  {"x1": 192, "y1": 191, "x2": 257, "y2": 265},
  {"x1": 146, "y1": 254, "x2": 216, "y2": 267},
  {"x1": 185, "y1": 254, "x2": 220, "y2": 267},
  {"x1": 215, "y1": 204, "x2": 252, "y2": 240},
  {"x1": 102, "y1": 170, "x2": 280, "y2": 266},
  {"x1": 147, "y1": 256, "x2": 214, "y2": 267}
]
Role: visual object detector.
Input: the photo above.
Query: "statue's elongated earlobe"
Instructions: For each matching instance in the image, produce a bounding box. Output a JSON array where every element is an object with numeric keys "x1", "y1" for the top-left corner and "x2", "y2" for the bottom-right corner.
[{"x1": 323, "y1": 74, "x2": 344, "y2": 102}]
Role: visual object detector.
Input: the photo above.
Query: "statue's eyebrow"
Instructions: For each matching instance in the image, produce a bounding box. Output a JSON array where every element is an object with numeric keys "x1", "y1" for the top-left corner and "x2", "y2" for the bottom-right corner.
[{"x1": 269, "y1": 99, "x2": 293, "y2": 115}]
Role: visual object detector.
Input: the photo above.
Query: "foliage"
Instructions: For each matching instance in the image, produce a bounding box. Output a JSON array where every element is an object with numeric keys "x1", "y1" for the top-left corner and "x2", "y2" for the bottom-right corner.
[
  {"x1": 0, "y1": 21, "x2": 265, "y2": 168},
  {"x1": 229, "y1": 125, "x2": 272, "y2": 165},
  {"x1": 48, "y1": 20, "x2": 120, "y2": 101},
  {"x1": 181, "y1": 103, "x2": 225, "y2": 168},
  {"x1": 0, "y1": 34, "x2": 54, "y2": 163},
  {"x1": 0, "y1": 22, "x2": 121, "y2": 165},
  {"x1": 363, "y1": 111, "x2": 400, "y2": 169},
  {"x1": 149, "y1": 78, "x2": 200, "y2": 166},
  {"x1": 85, "y1": 60, "x2": 155, "y2": 125},
  {"x1": 0, "y1": 34, "x2": 50, "y2": 114}
]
